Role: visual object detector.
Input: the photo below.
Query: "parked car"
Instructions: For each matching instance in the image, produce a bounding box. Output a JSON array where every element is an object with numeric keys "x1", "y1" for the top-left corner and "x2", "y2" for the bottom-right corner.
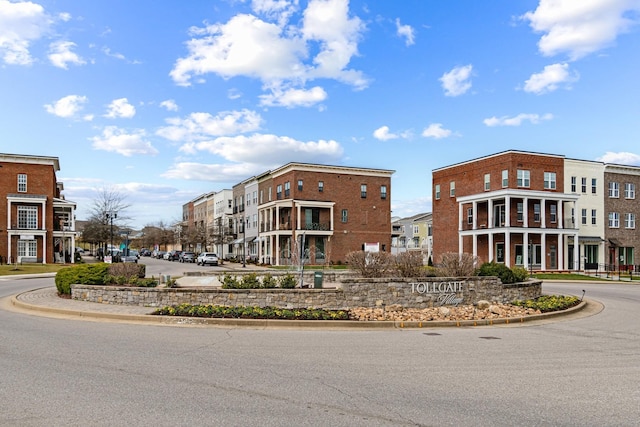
[
  {"x1": 121, "y1": 251, "x2": 138, "y2": 263},
  {"x1": 140, "y1": 248, "x2": 151, "y2": 257},
  {"x1": 179, "y1": 251, "x2": 196, "y2": 263},
  {"x1": 153, "y1": 250, "x2": 166, "y2": 259},
  {"x1": 196, "y1": 252, "x2": 219, "y2": 266},
  {"x1": 167, "y1": 250, "x2": 182, "y2": 261},
  {"x1": 162, "y1": 251, "x2": 172, "y2": 260}
]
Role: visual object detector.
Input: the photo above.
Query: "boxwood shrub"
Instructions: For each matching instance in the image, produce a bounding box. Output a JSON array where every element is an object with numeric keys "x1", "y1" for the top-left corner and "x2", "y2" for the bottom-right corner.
[
  {"x1": 477, "y1": 261, "x2": 529, "y2": 284},
  {"x1": 55, "y1": 263, "x2": 110, "y2": 295}
]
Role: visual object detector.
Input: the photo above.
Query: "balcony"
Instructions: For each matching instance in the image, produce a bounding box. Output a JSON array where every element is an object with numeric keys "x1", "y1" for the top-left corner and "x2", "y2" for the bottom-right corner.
[{"x1": 302, "y1": 222, "x2": 331, "y2": 231}]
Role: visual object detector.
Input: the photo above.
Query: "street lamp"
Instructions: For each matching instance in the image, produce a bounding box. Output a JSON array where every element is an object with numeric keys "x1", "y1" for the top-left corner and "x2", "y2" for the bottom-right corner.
[
  {"x1": 242, "y1": 216, "x2": 246, "y2": 268},
  {"x1": 106, "y1": 211, "x2": 117, "y2": 260}
]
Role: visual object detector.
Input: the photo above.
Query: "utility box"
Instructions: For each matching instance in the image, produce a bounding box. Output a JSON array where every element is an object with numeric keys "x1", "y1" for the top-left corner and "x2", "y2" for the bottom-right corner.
[{"x1": 313, "y1": 271, "x2": 323, "y2": 289}]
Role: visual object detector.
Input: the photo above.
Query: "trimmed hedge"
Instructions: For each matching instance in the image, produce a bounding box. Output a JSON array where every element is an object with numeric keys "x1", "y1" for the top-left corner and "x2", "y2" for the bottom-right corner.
[
  {"x1": 476, "y1": 262, "x2": 528, "y2": 284},
  {"x1": 55, "y1": 263, "x2": 109, "y2": 295}
]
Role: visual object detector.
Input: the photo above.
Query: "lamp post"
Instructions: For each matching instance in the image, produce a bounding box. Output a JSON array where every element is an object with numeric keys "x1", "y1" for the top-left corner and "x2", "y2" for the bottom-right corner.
[
  {"x1": 242, "y1": 216, "x2": 246, "y2": 268},
  {"x1": 106, "y1": 211, "x2": 117, "y2": 260}
]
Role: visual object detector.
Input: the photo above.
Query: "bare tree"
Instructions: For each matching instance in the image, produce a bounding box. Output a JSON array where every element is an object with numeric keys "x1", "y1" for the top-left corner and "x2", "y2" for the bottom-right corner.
[
  {"x1": 86, "y1": 187, "x2": 131, "y2": 254},
  {"x1": 437, "y1": 252, "x2": 480, "y2": 277}
]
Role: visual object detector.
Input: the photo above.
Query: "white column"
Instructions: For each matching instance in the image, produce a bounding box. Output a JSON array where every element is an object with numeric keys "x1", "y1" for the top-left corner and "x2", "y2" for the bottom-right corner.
[
  {"x1": 472, "y1": 234, "x2": 478, "y2": 257},
  {"x1": 505, "y1": 196, "x2": 511, "y2": 227},
  {"x1": 558, "y1": 201, "x2": 564, "y2": 229},
  {"x1": 472, "y1": 201, "x2": 477, "y2": 229},
  {"x1": 488, "y1": 233, "x2": 494, "y2": 262},
  {"x1": 458, "y1": 202, "x2": 463, "y2": 231},
  {"x1": 541, "y1": 232, "x2": 547, "y2": 270},
  {"x1": 524, "y1": 232, "x2": 529, "y2": 271},
  {"x1": 505, "y1": 232, "x2": 511, "y2": 267},
  {"x1": 458, "y1": 233, "x2": 463, "y2": 254},
  {"x1": 296, "y1": 203, "x2": 302, "y2": 230},
  {"x1": 488, "y1": 199, "x2": 494, "y2": 228},
  {"x1": 574, "y1": 233, "x2": 579, "y2": 270},
  {"x1": 523, "y1": 198, "x2": 529, "y2": 227},
  {"x1": 558, "y1": 233, "x2": 564, "y2": 270},
  {"x1": 330, "y1": 205, "x2": 334, "y2": 231},
  {"x1": 541, "y1": 199, "x2": 546, "y2": 229},
  {"x1": 275, "y1": 206, "x2": 280, "y2": 230}
]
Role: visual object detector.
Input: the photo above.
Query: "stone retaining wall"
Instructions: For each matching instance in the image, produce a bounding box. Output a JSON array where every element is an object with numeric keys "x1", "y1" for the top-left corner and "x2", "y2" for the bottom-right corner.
[{"x1": 71, "y1": 277, "x2": 541, "y2": 309}]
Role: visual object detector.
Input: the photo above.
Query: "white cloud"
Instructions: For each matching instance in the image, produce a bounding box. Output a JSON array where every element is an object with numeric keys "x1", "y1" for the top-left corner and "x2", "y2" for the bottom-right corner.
[
  {"x1": 162, "y1": 162, "x2": 266, "y2": 182},
  {"x1": 90, "y1": 126, "x2": 158, "y2": 157},
  {"x1": 156, "y1": 109, "x2": 263, "y2": 142},
  {"x1": 104, "y1": 98, "x2": 136, "y2": 118},
  {"x1": 396, "y1": 18, "x2": 415, "y2": 46},
  {"x1": 44, "y1": 94, "x2": 88, "y2": 119},
  {"x1": 160, "y1": 99, "x2": 178, "y2": 112},
  {"x1": 170, "y1": 0, "x2": 368, "y2": 106},
  {"x1": 422, "y1": 123, "x2": 452, "y2": 139},
  {"x1": 186, "y1": 133, "x2": 344, "y2": 165},
  {"x1": 259, "y1": 86, "x2": 327, "y2": 107},
  {"x1": 483, "y1": 113, "x2": 554, "y2": 127},
  {"x1": 373, "y1": 126, "x2": 398, "y2": 141},
  {"x1": 48, "y1": 40, "x2": 85, "y2": 69},
  {"x1": 522, "y1": 0, "x2": 640, "y2": 60},
  {"x1": 0, "y1": 0, "x2": 52, "y2": 65},
  {"x1": 440, "y1": 64, "x2": 473, "y2": 97},
  {"x1": 523, "y1": 62, "x2": 579, "y2": 94},
  {"x1": 596, "y1": 151, "x2": 640, "y2": 166}
]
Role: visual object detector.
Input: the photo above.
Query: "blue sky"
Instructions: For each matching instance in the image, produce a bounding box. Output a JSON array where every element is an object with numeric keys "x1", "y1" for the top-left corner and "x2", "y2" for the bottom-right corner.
[{"x1": 2, "y1": 0, "x2": 639, "y2": 229}]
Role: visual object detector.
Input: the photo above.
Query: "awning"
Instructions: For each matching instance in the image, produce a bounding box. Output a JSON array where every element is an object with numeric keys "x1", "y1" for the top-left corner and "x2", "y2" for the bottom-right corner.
[
  {"x1": 231, "y1": 237, "x2": 245, "y2": 245},
  {"x1": 608, "y1": 238, "x2": 622, "y2": 246},
  {"x1": 579, "y1": 236, "x2": 605, "y2": 243}
]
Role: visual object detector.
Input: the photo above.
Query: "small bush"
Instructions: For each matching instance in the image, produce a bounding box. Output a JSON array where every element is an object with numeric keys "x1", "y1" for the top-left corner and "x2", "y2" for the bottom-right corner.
[
  {"x1": 345, "y1": 251, "x2": 394, "y2": 278},
  {"x1": 108, "y1": 263, "x2": 145, "y2": 279},
  {"x1": 54, "y1": 263, "x2": 110, "y2": 295},
  {"x1": 437, "y1": 252, "x2": 479, "y2": 277},
  {"x1": 477, "y1": 262, "x2": 529, "y2": 284},
  {"x1": 279, "y1": 273, "x2": 298, "y2": 288},
  {"x1": 393, "y1": 251, "x2": 425, "y2": 278},
  {"x1": 512, "y1": 295, "x2": 580, "y2": 312},
  {"x1": 241, "y1": 273, "x2": 261, "y2": 288},
  {"x1": 152, "y1": 304, "x2": 350, "y2": 320},
  {"x1": 261, "y1": 273, "x2": 277, "y2": 288},
  {"x1": 221, "y1": 274, "x2": 239, "y2": 289}
]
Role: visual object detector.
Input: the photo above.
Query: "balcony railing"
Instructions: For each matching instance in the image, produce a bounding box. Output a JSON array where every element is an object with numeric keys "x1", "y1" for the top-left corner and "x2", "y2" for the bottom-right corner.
[{"x1": 302, "y1": 222, "x2": 330, "y2": 231}]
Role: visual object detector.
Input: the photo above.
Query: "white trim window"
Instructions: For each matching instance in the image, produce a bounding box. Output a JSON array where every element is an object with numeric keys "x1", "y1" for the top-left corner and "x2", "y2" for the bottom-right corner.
[
  {"x1": 18, "y1": 206, "x2": 38, "y2": 229},
  {"x1": 517, "y1": 170, "x2": 530, "y2": 188},
  {"x1": 501, "y1": 170, "x2": 508, "y2": 188},
  {"x1": 484, "y1": 174, "x2": 490, "y2": 191},
  {"x1": 467, "y1": 207, "x2": 473, "y2": 225},
  {"x1": 534, "y1": 203, "x2": 541, "y2": 222},
  {"x1": 18, "y1": 173, "x2": 27, "y2": 192},
  {"x1": 592, "y1": 178, "x2": 597, "y2": 194},
  {"x1": 609, "y1": 182, "x2": 619, "y2": 198},
  {"x1": 581, "y1": 208, "x2": 587, "y2": 225},
  {"x1": 571, "y1": 176, "x2": 576, "y2": 193},
  {"x1": 435, "y1": 184, "x2": 441, "y2": 200},
  {"x1": 625, "y1": 213, "x2": 636, "y2": 229},
  {"x1": 449, "y1": 181, "x2": 455, "y2": 197},
  {"x1": 581, "y1": 177, "x2": 587, "y2": 193},
  {"x1": 592, "y1": 209, "x2": 597, "y2": 225},
  {"x1": 550, "y1": 204, "x2": 557, "y2": 223},
  {"x1": 18, "y1": 239, "x2": 37, "y2": 258},
  {"x1": 608, "y1": 212, "x2": 620, "y2": 228},
  {"x1": 624, "y1": 183, "x2": 635, "y2": 199},
  {"x1": 544, "y1": 172, "x2": 557, "y2": 190}
]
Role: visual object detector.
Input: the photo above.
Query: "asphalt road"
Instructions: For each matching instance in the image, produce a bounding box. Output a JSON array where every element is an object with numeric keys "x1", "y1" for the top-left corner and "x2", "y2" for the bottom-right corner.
[{"x1": 0, "y1": 276, "x2": 638, "y2": 426}]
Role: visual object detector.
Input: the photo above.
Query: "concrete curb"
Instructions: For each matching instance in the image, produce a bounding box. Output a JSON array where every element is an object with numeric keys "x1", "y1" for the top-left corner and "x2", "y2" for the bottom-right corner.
[{"x1": 8, "y1": 288, "x2": 601, "y2": 329}]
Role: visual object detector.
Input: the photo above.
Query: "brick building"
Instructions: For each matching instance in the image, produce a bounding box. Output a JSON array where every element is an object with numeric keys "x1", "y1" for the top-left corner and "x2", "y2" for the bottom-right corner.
[
  {"x1": 257, "y1": 163, "x2": 394, "y2": 266},
  {"x1": 432, "y1": 151, "x2": 580, "y2": 271},
  {"x1": 1, "y1": 153, "x2": 76, "y2": 264}
]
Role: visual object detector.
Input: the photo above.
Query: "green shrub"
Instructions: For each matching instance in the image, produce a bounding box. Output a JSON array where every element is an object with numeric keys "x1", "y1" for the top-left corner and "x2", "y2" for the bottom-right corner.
[
  {"x1": 261, "y1": 273, "x2": 277, "y2": 288},
  {"x1": 54, "y1": 263, "x2": 110, "y2": 295},
  {"x1": 511, "y1": 266, "x2": 529, "y2": 283},
  {"x1": 152, "y1": 304, "x2": 349, "y2": 320},
  {"x1": 241, "y1": 273, "x2": 261, "y2": 288},
  {"x1": 477, "y1": 261, "x2": 517, "y2": 284},
  {"x1": 512, "y1": 295, "x2": 580, "y2": 312},
  {"x1": 279, "y1": 273, "x2": 298, "y2": 288},
  {"x1": 221, "y1": 274, "x2": 239, "y2": 289}
]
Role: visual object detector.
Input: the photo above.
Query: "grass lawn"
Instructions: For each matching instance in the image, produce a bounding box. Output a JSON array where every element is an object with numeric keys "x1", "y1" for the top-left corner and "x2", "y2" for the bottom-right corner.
[
  {"x1": 0, "y1": 263, "x2": 68, "y2": 276},
  {"x1": 531, "y1": 273, "x2": 611, "y2": 281}
]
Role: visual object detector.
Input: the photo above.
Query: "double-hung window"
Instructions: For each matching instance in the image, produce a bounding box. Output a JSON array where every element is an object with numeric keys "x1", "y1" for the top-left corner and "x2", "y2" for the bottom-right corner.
[
  {"x1": 380, "y1": 185, "x2": 387, "y2": 199},
  {"x1": 435, "y1": 184, "x2": 441, "y2": 200},
  {"x1": 581, "y1": 177, "x2": 587, "y2": 193},
  {"x1": 449, "y1": 181, "x2": 455, "y2": 197},
  {"x1": 517, "y1": 170, "x2": 530, "y2": 188},
  {"x1": 467, "y1": 207, "x2": 473, "y2": 225},
  {"x1": 18, "y1": 174, "x2": 27, "y2": 192},
  {"x1": 284, "y1": 182, "x2": 290, "y2": 197},
  {"x1": 341, "y1": 209, "x2": 348, "y2": 223},
  {"x1": 501, "y1": 170, "x2": 508, "y2": 188},
  {"x1": 581, "y1": 209, "x2": 587, "y2": 225},
  {"x1": 625, "y1": 213, "x2": 636, "y2": 229},
  {"x1": 360, "y1": 184, "x2": 367, "y2": 198},
  {"x1": 544, "y1": 172, "x2": 556, "y2": 190},
  {"x1": 591, "y1": 178, "x2": 597, "y2": 194},
  {"x1": 534, "y1": 203, "x2": 541, "y2": 222},
  {"x1": 484, "y1": 174, "x2": 490, "y2": 191},
  {"x1": 609, "y1": 182, "x2": 619, "y2": 198},
  {"x1": 550, "y1": 204, "x2": 557, "y2": 223},
  {"x1": 624, "y1": 183, "x2": 635, "y2": 199},
  {"x1": 571, "y1": 176, "x2": 576, "y2": 193},
  {"x1": 608, "y1": 212, "x2": 620, "y2": 228},
  {"x1": 591, "y1": 209, "x2": 597, "y2": 225}
]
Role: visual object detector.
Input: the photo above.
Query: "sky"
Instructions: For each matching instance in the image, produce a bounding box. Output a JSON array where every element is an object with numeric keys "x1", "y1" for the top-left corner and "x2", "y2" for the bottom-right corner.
[{"x1": 1, "y1": 0, "x2": 640, "y2": 229}]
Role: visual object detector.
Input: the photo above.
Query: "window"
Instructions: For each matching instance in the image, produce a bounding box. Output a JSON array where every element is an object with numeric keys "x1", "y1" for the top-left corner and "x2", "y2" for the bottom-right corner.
[
  {"x1": 625, "y1": 213, "x2": 636, "y2": 229},
  {"x1": 609, "y1": 182, "x2": 619, "y2": 198},
  {"x1": 550, "y1": 204, "x2": 557, "y2": 223},
  {"x1": 380, "y1": 185, "x2": 387, "y2": 199},
  {"x1": 544, "y1": 172, "x2": 557, "y2": 190},
  {"x1": 571, "y1": 176, "x2": 576, "y2": 193},
  {"x1": 517, "y1": 202, "x2": 524, "y2": 222},
  {"x1": 318, "y1": 181, "x2": 324, "y2": 192},
  {"x1": 253, "y1": 191, "x2": 257, "y2": 204},
  {"x1": 494, "y1": 204, "x2": 505, "y2": 227},
  {"x1": 427, "y1": 224, "x2": 432, "y2": 236},
  {"x1": 592, "y1": 178, "x2": 597, "y2": 194},
  {"x1": 246, "y1": 193, "x2": 250, "y2": 206},
  {"x1": 18, "y1": 174, "x2": 27, "y2": 192},
  {"x1": 501, "y1": 170, "x2": 508, "y2": 188},
  {"x1": 18, "y1": 239, "x2": 37, "y2": 258},
  {"x1": 591, "y1": 209, "x2": 597, "y2": 225},
  {"x1": 608, "y1": 212, "x2": 620, "y2": 228},
  {"x1": 259, "y1": 190, "x2": 263, "y2": 204},
  {"x1": 18, "y1": 206, "x2": 38, "y2": 229},
  {"x1": 581, "y1": 177, "x2": 587, "y2": 193},
  {"x1": 534, "y1": 203, "x2": 541, "y2": 222},
  {"x1": 449, "y1": 181, "x2": 455, "y2": 197},
  {"x1": 435, "y1": 184, "x2": 440, "y2": 200},
  {"x1": 413, "y1": 225, "x2": 419, "y2": 234},
  {"x1": 341, "y1": 209, "x2": 348, "y2": 223},
  {"x1": 517, "y1": 170, "x2": 530, "y2": 188},
  {"x1": 284, "y1": 181, "x2": 290, "y2": 197},
  {"x1": 253, "y1": 214, "x2": 258, "y2": 228},
  {"x1": 276, "y1": 184, "x2": 282, "y2": 199},
  {"x1": 298, "y1": 180, "x2": 303, "y2": 191},
  {"x1": 467, "y1": 207, "x2": 473, "y2": 224},
  {"x1": 581, "y1": 208, "x2": 587, "y2": 225},
  {"x1": 360, "y1": 184, "x2": 367, "y2": 198},
  {"x1": 484, "y1": 174, "x2": 490, "y2": 191},
  {"x1": 624, "y1": 183, "x2": 635, "y2": 199}
]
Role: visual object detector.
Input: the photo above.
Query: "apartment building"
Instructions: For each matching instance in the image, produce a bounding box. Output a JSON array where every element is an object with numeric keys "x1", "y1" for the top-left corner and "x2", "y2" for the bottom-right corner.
[
  {"x1": 432, "y1": 150, "x2": 580, "y2": 271},
  {"x1": 391, "y1": 212, "x2": 433, "y2": 261},
  {"x1": 256, "y1": 163, "x2": 393, "y2": 266},
  {"x1": 604, "y1": 164, "x2": 640, "y2": 269},
  {"x1": 1, "y1": 153, "x2": 76, "y2": 264}
]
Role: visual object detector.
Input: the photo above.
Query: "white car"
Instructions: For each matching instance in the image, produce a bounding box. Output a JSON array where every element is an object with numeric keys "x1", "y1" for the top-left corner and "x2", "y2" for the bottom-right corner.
[{"x1": 196, "y1": 252, "x2": 219, "y2": 266}]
